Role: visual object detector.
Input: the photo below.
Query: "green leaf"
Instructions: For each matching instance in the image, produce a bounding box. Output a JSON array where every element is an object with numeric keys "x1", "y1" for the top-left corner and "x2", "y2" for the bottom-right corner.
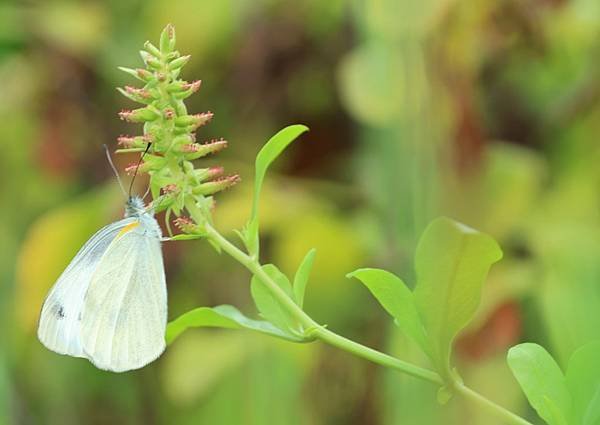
[
  {"x1": 246, "y1": 125, "x2": 309, "y2": 256},
  {"x1": 507, "y1": 343, "x2": 571, "y2": 425},
  {"x1": 250, "y1": 264, "x2": 300, "y2": 335},
  {"x1": 566, "y1": 341, "x2": 600, "y2": 425},
  {"x1": 413, "y1": 217, "x2": 502, "y2": 374},
  {"x1": 347, "y1": 268, "x2": 428, "y2": 353},
  {"x1": 293, "y1": 248, "x2": 316, "y2": 308},
  {"x1": 166, "y1": 305, "x2": 305, "y2": 345}
]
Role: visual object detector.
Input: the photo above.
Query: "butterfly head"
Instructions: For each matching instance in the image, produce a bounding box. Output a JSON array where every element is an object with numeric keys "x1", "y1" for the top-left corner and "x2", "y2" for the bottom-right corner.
[{"x1": 125, "y1": 196, "x2": 148, "y2": 218}]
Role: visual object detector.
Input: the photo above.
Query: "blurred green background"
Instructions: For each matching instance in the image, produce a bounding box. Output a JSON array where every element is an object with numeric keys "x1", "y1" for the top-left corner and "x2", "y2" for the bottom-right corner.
[{"x1": 1, "y1": 0, "x2": 599, "y2": 424}]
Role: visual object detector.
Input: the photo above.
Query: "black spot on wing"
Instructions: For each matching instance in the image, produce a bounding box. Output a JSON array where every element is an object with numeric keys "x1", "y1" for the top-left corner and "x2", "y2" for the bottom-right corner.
[{"x1": 52, "y1": 304, "x2": 66, "y2": 320}]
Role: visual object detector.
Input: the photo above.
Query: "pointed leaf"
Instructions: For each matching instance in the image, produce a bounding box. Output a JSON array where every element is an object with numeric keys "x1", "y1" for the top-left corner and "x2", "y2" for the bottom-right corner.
[
  {"x1": 246, "y1": 125, "x2": 309, "y2": 256},
  {"x1": 166, "y1": 305, "x2": 305, "y2": 344},
  {"x1": 507, "y1": 343, "x2": 571, "y2": 425},
  {"x1": 250, "y1": 264, "x2": 300, "y2": 335},
  {"x1": 348, "y1": 268, "x2": 428, "y2": 353},
  {"x1": 293, "y1": 248, "x2": 316, "y2": 308},
  {"x1": 413, "y1": 217, "x2": 502, "y2": 373},
  {"x1": 566, "y1": 341, "x2": 600, "y2": 425}
]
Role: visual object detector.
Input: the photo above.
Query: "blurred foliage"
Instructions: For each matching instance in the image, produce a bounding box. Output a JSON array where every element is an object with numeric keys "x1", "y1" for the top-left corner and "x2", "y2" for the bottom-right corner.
[{"x1": 1, "y1": 0, "x2": 599, "y2": 423}]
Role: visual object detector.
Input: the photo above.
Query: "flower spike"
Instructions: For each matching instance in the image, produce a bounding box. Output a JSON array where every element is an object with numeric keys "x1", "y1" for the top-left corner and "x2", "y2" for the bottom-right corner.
[{"x1": 117, "y1": 24, "x2": 237, "y2": 233}]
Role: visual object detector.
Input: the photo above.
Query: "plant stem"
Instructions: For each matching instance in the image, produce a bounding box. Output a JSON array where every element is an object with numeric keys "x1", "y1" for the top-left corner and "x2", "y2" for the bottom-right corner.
[
  {"x1": 311, "y1": 326, "x2": 443, "y2": 384},
  {"x1": 201, "y1": 222, "x2": 442, "y2": 384},
  {"x1": 199, "y1": 219, "x2": 532, "y2": 425},
  {"x1": 453, "y1": 382, "x2": 534, "y2": 425}
]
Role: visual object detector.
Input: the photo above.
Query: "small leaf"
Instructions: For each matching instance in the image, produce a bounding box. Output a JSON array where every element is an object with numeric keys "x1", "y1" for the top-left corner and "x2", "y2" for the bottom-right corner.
[
  {"x1": 166, "y1": 305, "x2": 305, "y2": 345},
  {"x1": 507, "y1": 343, "x2": 571, "y2": 425},
  {"x1": 347, "y1": 268, "x2": 428, "y2": 353},
  {"x1": 246, "y1": 125, "x2": 309, "y2": 256},
  {"x1": 250, "y1": 264, "x2": 300, "y2": 335},
  {"x1": 413, "y1": 217, "x2": 502, "y2": 374},
  {"x1": 293, "y1": 248, "x2": 316, "y2": 308},
  {"x1": 566, "y1": 341, "x2": 600, "y2": 425}
]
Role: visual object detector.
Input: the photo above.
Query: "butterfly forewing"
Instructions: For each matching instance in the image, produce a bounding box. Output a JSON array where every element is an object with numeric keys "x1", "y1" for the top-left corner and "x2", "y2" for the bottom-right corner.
[{"x1": 37, "y1": 218, "x2": 137, "y2": 357}]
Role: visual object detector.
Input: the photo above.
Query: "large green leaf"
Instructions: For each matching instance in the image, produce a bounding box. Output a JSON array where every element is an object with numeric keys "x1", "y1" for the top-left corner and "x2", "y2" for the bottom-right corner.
[
  {"x1": 166, "y1": 304, "x2": 305, "y2": 344},
  {"x1": 293, "y1": 248, "x2": 316, "y2": 308},
  {"x1": 245, "y1": 125, "x2": 309, "y2": 256},
  {"x1": 507, "y1": 343, "x2": 571, "y2": 425},
  {"x1": 250, "y1": 264, "x2": 301, "y2": 336},
  {"x1": 413, "y1": 217, "x2": 502, "y2": 373},
  {"x1": 566, "y1": 341, "x2": 600, "y2": 425},
  {"x1": 347, "y1": 268, "x2": 428, "y2": 353}
]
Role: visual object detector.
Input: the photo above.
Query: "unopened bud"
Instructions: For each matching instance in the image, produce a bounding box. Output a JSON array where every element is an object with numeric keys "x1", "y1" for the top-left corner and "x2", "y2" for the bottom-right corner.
[
  {"x1": 160, "y1": 24, "x2": 176, "y2": 53},
  {"x1": 125, "y1": 155, "x2": 165, "y2": 174},
  {"x1": 137, "y1": 68, "x2": 153, "y2": 81},
  {"x1": 126, "y1": 86, "x2": 151, "y2": 98},
  {"x1": 173, "y1": 80, "x2": 202, "y2": 99},
  {"x1": 174, "y1": 216, "x2": 203, "y2": 234},
  {"x1": 143, "y1": 41, "x2": 162, "y2": 59},
  {"x1": 164, "y1": 108, "x2": 176, "y2": 120},
  {"x1": 168, "y1": 55, "x2": 191, "y2": 71},
  {"x1": 117, "y1": 86, "x2": 153, "y2": 104},
  {"x1": 162, "y1": 184, "x2": 179, "y2": 194},
  {"x1": 118, "y1": 67, "x2": 153, "y2": 83},
  {"x1": 125, "y1": 161, "x2": 149, "y2": 174},
  {"x1": 198, "y1": 166, "x2": 220, "y2": 180},
  {"x1": 140, "y1": 50, "x2": 162, "y2": 69},
  {"x1": 193, "y1": 167, "x2": 225, "y2": 182},
  {"x1": 166, "y1": 81, "x2": 187, "y2": 93},
  {"x1": 117, "y1": 134, "x2": 152, "y2": 148},
  {"x1": 119, "y1": 107, "x2": 159, "y2": 123},
  {"x1": 208, "y1": 166, "x2": 224, "y2": 178},
  {"x1": 174, "y1": 112, "x2": 213, "y2": 130},
  {"x1": 193, "y1": 175, "x2": 241, "y2": 196},
  {"x1": 179, "y1": 139, "x2": 228, "y2": 160},
  {"x1": 183, "y1": 80, "x2": 201, "y2": 92}
]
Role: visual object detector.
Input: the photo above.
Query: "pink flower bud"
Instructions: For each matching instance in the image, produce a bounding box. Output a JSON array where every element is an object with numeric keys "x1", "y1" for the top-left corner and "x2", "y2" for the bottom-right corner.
[
  {"x1": 183, "y1": 80, "x2": 202, "y2": 93},
  {"x1": 164, "y1": 108, "x2": 176, "y2": 120},
  {"x1": 117, "y1": 135, "x2": 151, "y2": 148},
  {"x1": 162, "y1": 184, "x2": 179, "y2": 194},
  {"x1": 193, "y1": 175, "x2": 241, "y2": 196},
  {"x1": 174, "y1": 112, "x2": 214, "y2": 129},
  {"x1": 179, "y1": 139, "x2": 228, "y2": 160},
  {"x1": 125, "y1": 162, "x2": 149, "y2": 175},
  {"x1": 136, "y1": 69, "x2": 153, "y2": 81},
  {"x1": 160, "y1": 24, "x2": 176, "y2": 53},
  {"x1": 208, "y1": 166, "x2": 224, "y2": 178},
  {"x1": 174, "y1": 216, "x2": 202, "y2": 234},
  {"x1": 118, "y1": 107, "x2": 159, "y2": 123},
  {"x1": 125, "y1": 86, "x2": 152, "y2": 99}
]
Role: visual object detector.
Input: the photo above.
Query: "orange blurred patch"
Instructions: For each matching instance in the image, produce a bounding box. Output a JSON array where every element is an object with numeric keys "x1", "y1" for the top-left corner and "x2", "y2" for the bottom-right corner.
[{"x1": 457, "y1": 301, "x2": 522, "y2": 361}]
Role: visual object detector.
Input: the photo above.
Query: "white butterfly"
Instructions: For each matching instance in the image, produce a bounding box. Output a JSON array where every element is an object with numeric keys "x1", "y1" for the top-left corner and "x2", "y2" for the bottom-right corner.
[{"x1": 37, "y1": 196, "x2": 167, "y2": 372}]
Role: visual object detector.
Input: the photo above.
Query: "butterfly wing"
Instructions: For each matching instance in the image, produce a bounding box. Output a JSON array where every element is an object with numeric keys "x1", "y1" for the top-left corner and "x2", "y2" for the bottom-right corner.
[
  {"x1": 37, "y1": 218, "x2": 137, "y2": 357},
  {"x1": 80, "y1": 215, "x2": 167, "y2": 372}
]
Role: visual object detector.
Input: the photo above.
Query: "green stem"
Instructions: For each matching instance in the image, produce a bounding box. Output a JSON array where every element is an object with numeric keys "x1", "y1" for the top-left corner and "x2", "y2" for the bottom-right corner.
[
  {"x1": 453, "y1": 382, "x2": 534, "y2": 425},
  {"x1": 190, "y1": 214, "x2": 531, "y2": 425},
  {"x1": 201, "y1": 221, "x2": 443, "y2": 385}
]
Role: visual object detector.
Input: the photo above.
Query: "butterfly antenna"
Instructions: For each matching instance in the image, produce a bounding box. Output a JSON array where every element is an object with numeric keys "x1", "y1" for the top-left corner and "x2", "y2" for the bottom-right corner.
[
  {"x1": 128, "y1": 142, "x2": 152, "y2": 198},
  {"x1": 103, "y1": 144, "x2": 127, "y2": 198}
]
